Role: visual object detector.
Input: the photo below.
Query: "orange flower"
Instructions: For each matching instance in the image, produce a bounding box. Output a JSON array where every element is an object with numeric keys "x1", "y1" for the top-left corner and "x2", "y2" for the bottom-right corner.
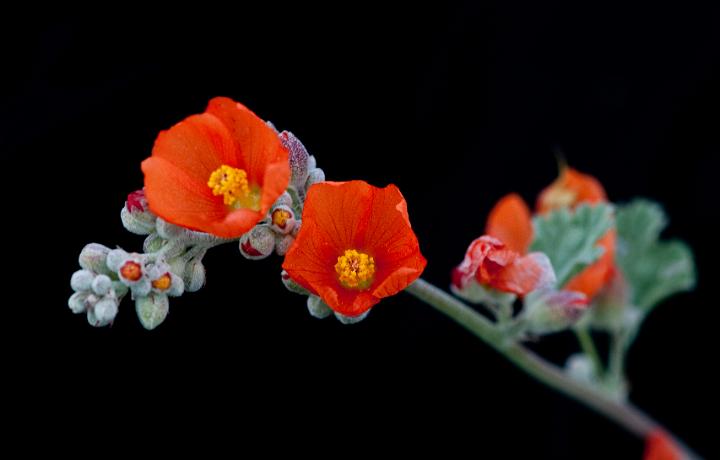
[
  {"x1": 282, "y1": 181, "x2": 427, "y2": 317},
  {"x1": 141, "y1": 97, "x2": 290, "y2": 238},
  {"x1": 536, "y1": 166, "x2": 607, "y2": 214},
  {"x1": 453, "y1": 194, "x2": 554, "y2": 296},
  {"x1": 452, "y1": 235, "x2": 555, "y2": 296},
  {"x1": 536, "y1": 166, "x2": 616, "y2": 298},
  {"x1": 644, "y1": 431, "x2": 682, "y2": 460}
]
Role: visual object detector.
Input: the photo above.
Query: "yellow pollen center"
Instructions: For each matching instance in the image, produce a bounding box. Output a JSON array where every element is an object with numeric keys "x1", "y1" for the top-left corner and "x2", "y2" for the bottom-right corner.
[
  {"x1": 208, "y1": 165, "x2": 251, "y2": 207},
  {"x1": 335, "y1": 249, "x2": 376, "y2": 289},
  {"x1": 152, "y1": 273, "x2": 172, "y2": 291},
  {"x1": 272, "y1": 209, "x2": 292, "y2": 228}
]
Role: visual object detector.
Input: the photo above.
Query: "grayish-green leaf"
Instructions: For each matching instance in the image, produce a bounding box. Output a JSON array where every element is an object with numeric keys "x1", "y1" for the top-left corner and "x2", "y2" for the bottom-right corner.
[
  {"x1": 530, "y1": 203, "x2": 614, "y2": 286},
  {"x1": 615, "y1": 199, "x2": 696, "y2": 311}
]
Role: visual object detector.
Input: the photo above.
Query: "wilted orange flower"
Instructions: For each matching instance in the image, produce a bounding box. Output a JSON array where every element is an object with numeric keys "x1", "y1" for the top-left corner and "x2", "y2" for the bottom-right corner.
[
  {"x1": 141, "y1": 97, "x2": 290, "y2": 238},
  {"x1": 282, "y1": 181, "x2": 427, "y2": 317},
  {"x1": 644, "y1": 431, "x2": 682, "y2": 460},
  {"x1": 453, "y1": 194, "x2": 554, "y2": 296},
  {"x1": 537, "y1": 166, "x2": 616, "y2": 298}
]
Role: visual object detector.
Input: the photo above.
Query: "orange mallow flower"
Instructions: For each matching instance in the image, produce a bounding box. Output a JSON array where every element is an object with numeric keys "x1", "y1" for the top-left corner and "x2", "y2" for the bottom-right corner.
[
  {"x1": 452, "y1": 194, "x2": 554, "y2": 296},
  {"x1": 282, "y1": 181, "x2": 427, "y2": 317},
  {"x1": 536, "y1": 166, "x2": 607, "y2": 214},
  {"x1": 537, "y1": 166, "x2": 616, "y2": 299},
  {"x1": 141, "y1": 97, "x2": 290, "y2": 238},
  {"x1": 644, "y1": 431, "x2": 682, "y2": 460}
]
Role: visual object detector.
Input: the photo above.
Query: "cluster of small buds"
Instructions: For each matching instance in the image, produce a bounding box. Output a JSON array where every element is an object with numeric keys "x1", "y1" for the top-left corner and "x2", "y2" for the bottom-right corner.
[
  {"x1": 238, "y1": 130, "x2": 324, "y2": 264},
  {"x1": 69, "y1": 128, "x2": 340, "y2": 328},
  {"x1": 69, "y1": 190, "x2": 225, "y2": 329},
  {"x1": 69, "y1": 244, "x2": 127, "y2": 327}
]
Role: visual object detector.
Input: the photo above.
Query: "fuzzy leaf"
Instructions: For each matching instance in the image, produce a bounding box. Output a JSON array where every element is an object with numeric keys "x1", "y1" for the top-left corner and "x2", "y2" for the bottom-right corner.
[
  {"x1": 616, "y1": 200, "x2": 695, "y2": 311},
  {"x1": 530, "y1": 203, "x2": 614, "y2": 286}
]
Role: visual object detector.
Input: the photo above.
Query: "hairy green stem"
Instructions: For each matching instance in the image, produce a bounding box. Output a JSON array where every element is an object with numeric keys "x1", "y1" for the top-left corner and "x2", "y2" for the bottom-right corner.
[
  {"x1": 575, "y1": 328, "x2": 604, "y2": 376},
  {"x1": 405, "y1": 278, "x2": 700, "y2": 459}
]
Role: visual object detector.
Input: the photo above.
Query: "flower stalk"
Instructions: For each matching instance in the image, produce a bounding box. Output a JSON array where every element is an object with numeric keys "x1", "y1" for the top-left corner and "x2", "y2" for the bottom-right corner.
[{"x1": 405, "y1": 278, "x2": 700, "y2": 460}]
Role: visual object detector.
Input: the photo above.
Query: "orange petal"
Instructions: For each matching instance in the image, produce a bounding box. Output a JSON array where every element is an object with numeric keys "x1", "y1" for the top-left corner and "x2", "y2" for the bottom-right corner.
[
  {"x1": 206, "y1": 97, "x2": 289, "y2": 187},
  {"x1": 537, "y1": 167, "x2": 607, "y2": 213},
  {"x1": 282, "y1": 181, "x2": 425, "y2": 316},
  {"x1": 644, "y1": 430, "x2": 682, "y2": 460},
  {"x1": 486, "y1": 193, "x2": 533, "y2": 254},
  {"x1": 564, "y1": 230, "x2": 616, "y2": 298},
  {"x1": 142, "y1": 157, "x2": 262, "y2": 237},
  {"x1": 151, "y1": 113, "x2": 238, "y2": 185}
]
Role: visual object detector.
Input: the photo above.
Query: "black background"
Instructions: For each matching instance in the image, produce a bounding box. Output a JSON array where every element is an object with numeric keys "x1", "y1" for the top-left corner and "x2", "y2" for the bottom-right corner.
[{"x1": 6, "y1": 4, "x2": 720, "y2": 457}]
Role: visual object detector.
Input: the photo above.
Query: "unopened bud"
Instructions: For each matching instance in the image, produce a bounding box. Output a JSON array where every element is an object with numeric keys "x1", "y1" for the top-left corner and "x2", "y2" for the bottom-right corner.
[
  {"x1": 280, "y1": 130, "x2": 311, "y2": 189},
  {"x1": 93, "y1": 298, "x2": 119, "y2": 326},
  {"x1": 106, "y1": 249, "x2": 129, "y2": 272},
  {"x1": 239, "y1": 225, "x2": 275, "y2": 260},
  {"x1": 307, "y1": 295, "x2": 332, "y2": 319},
  {"x1": 68, "y1": 292, "x2": 90, "y2": 314},
  {"x1": 91, "y1": 274, "x2": 113, "y2": 296},
  {"x1": 275, "y1": 235, "x2": 295, "y2": 256},
  {"x1": 274, "y1": 191, "x2": 293, "y2": 208},
  {"x1": 121, "y1": 206, "x2": 157, "y2": 235},
  {"x1": 335, "y1": 310, "x2": 370, "y2": 325},
  {"x1": 156, "y1": 218, "x2": 184, "y2": 240},
  {"x1": 305, "y1": 168, "x2": 325, "y2": 190},
  {"x1": 281, "y1": 270, "x2": 310, "y2": 295},
  {"x1": 565, "y1": 353, "x2": 596, "y2": 384},
  {"x1": 183, "y1": 258, "x2": 206, "y2": 292},
  {"x1": 523, "y1": 289, "x2": 588, "y2": 335},
  {"x1": 79, "y1": 243, "x2": 113, "y2": 275},
  {"x1": 71, "y1": 270, "x2": 95, "y2": 292},
  {"x1": 135, "y1": 294, "x2": 170, "y2": 330},
  {"x1": 143, "y1": 233, "x2": 165, "y2": 253}
]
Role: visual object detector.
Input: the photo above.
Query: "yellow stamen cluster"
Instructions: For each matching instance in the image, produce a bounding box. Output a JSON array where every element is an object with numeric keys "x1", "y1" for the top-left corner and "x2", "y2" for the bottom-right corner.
[
  {"x1": 208, "y1": 165, "x2": 251, "y2": 206},
  {"x1": 335, "y1": 249, "x2": 375, "y2": 289},
  {"x1": 272, "y1": 208, "x2": 292, "y2": 229}
]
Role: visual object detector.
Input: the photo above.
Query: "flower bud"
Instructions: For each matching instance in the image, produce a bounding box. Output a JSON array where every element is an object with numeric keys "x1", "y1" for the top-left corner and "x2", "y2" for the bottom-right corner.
[
  {"x1": 183, "y1": 258, "x2": 206, "y2": 293},
  {"x1": 91, "y1": 274, "x2": 113, "y2": 296},
  {"x1": 522, "y1": 289, "x2": 588, "y2": 335},
  {"x1": 280, "y1": 130, "x2": 311, "y2": 189},
  {"x1": 79, "y1": 243, "x2": 113, "y2": 275},
  {"x1": 121, "y1": 190, "x2": 157, "y2": 235},
  {"x1": 135, "y1": 294, "x2": 170, "y2": 330},
  {"x1": 335, "y1": 310, "x2": 370, "y2": 325},
  {"x1": 239, "y1": 225, "x2": 275, "y2": 260},
  {"x1": 156, "y1": 218, "x2": 184, "y2": 240},
  {"x1": 306, "y1": 295, "x2": 332, "y2": 319},
  {"x1": 71, "y1": 270, "x2": 95, "y2": 292},
  {"x1": 270, "y1": 205, "x2": 296, "y2": 235},
  {"x1": 565, "y1": 353, "x2": 596, "y2": 384},
  {"x1": 121, "y1": 206, "x2": 157, "y2": 235},
  {"x1": 273, "y1": 191, "x2": 293, "y2": 208},
  {"x1": 112, "y1": 280, "x2": 129, "y2": 298},
  {"x1": 281, "y1": 270, "x2": 310, "y2": 295},
  {"x1": 305, "y1": 168, "x2": 325, "y2": 190},
  {"x1": 106, "y1": 249, "x2": 129, "y2": 272},
  {"x1": 275, "y1": 235, "x2": 295, "y2": 256},
  {"x1": 143, "y1": 233, "x2": 165, "y2": 253},
  {"x1": 93, "y1": 298, "x2": 119, "y2": 327},
  {"x1": 68, "y1": 292, "x2": 90, "y2": 314}
]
